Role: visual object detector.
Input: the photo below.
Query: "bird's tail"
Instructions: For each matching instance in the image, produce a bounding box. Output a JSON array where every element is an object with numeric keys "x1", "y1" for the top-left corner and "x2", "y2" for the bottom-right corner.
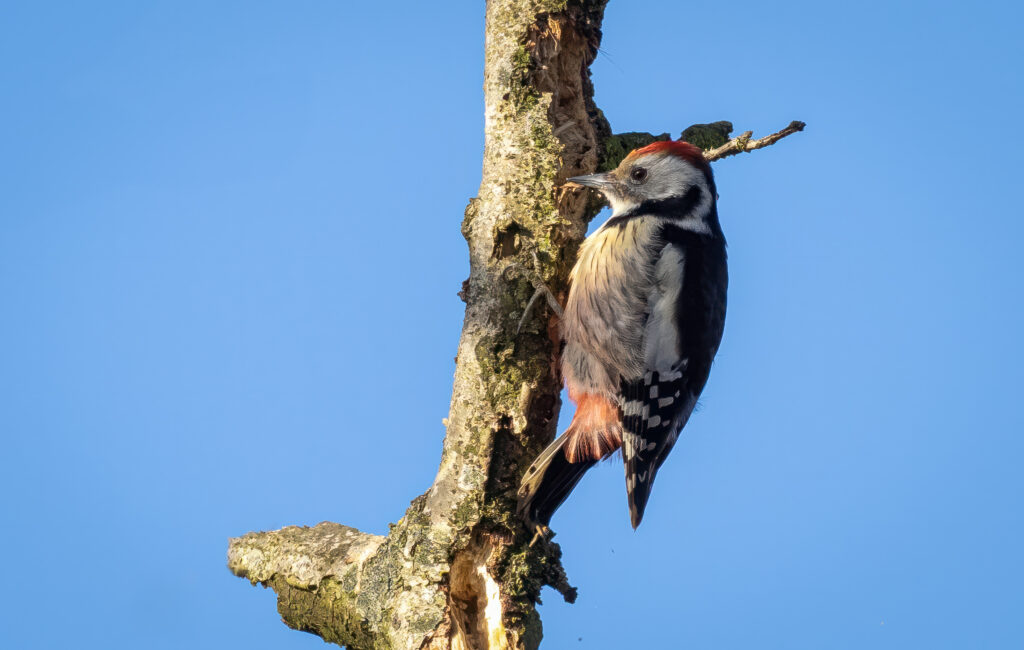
[
  {"x1": 623, "y1": 433, "x2": 660, "y2": 530},
  {"x1": 518, "y1": 391, "x2": 623, "y2": 527},
  {"x1": 517, "y1": 432, "x2": 596, "y2": 527},
  {"x1": 621, "y1": 371, "x2": 687, "y2": 529}
]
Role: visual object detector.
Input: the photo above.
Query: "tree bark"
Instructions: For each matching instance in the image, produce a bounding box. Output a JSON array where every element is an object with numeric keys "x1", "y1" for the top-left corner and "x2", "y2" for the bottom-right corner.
[{"x1": 227, "y1": 2, "x2": 802, "y2": 648}]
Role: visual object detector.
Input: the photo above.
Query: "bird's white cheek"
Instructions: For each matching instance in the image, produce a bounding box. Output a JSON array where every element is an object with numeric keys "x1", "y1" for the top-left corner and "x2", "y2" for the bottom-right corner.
[{"x1": 606, "y1": 194, "x2": 637, "y2": 216}]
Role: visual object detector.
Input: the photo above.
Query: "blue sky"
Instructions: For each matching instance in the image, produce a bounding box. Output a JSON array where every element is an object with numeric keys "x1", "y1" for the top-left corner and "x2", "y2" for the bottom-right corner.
[{"x1": 2, "y1": 1, "x2": 1022, "y2": 648}]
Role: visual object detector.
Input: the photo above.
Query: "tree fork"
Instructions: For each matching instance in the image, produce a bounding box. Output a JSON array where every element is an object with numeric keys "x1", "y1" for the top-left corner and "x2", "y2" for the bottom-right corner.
[{"x1": 228, "y1": 2, "x2": 803, "y2": 648}]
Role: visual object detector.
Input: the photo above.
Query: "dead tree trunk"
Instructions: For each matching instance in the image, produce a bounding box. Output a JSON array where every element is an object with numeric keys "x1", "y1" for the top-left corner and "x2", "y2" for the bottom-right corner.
[{"x1": 227, "y1": 2, "x2": 802, "y2": 648}]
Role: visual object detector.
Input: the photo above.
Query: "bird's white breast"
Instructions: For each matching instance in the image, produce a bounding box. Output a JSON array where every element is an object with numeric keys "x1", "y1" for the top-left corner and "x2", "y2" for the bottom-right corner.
[
  {"x1": 643, "y1": 246, "x2": 685, "y2": 372},
  {"x1": 562, "y1": 217, "x2": 661, "y2": 395}
]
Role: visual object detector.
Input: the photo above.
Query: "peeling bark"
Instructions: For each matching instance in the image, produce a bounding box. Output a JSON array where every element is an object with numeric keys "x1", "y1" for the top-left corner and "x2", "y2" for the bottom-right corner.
[{"x1": 228, "y1": 2, "x2": 803, "y2": 648}]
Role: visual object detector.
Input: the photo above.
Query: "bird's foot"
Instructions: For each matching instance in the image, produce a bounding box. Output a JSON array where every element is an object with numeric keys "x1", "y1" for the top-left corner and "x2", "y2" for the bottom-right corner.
[
  {"x1": 517, "y1": 283, "x2": 563, "y2": 334},
  {"x1": 529, "y1": 524, "x2": 552, "y2": 547},
  {"x1": 514, "y1": 251, "x2": 563, "y2": 334}
]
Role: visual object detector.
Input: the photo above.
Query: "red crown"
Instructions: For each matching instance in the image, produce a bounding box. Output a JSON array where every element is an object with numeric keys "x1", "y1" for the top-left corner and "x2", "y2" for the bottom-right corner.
[{"x1": 625, "y1": 140, "x2": 709, "y2": 171}]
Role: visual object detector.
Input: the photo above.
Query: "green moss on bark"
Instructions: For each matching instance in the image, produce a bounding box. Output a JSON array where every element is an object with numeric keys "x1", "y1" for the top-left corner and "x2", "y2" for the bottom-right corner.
[
  {"x1": 600, "y1": 131, "x2": 670, "y2": 171},
  {"x1": 679, "y1": 120, "x2": 733, "y2": 149}
]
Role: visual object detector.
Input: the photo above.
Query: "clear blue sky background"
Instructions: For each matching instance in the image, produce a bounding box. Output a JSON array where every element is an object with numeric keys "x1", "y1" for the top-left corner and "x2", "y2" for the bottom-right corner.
[{"x1": 2, "y1": 1, "x2": 1022, "y2": 648}]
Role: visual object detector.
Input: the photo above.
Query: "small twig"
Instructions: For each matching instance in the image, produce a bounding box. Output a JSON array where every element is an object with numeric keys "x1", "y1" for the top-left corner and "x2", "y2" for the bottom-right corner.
[
  {"x1": 703, "y1": 120, "x2": 805, "y2": 162},
  {"x1": 601, "y1": 120, "x2": 804, "y2": 173}
]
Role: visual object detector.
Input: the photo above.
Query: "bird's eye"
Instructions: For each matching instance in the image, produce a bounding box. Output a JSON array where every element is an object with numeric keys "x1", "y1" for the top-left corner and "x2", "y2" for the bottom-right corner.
[{"x1": 629, "y1": 166, "x2": 648, "y2": 183}]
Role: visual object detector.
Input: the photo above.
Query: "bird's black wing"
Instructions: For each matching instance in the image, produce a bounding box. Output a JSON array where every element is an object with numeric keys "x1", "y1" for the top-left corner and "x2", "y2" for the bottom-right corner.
[{"x1": 622, "y1": 227, "x2": 727, "y2": 528}]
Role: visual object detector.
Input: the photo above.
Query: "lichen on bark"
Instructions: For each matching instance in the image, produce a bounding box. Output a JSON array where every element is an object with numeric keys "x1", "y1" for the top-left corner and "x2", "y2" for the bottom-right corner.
[{"x1": 230, "y1": 2, "x2": 610, "y2": 648}]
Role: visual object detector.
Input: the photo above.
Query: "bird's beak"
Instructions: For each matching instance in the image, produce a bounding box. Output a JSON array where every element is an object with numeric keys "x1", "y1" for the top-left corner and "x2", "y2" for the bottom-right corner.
[{"x1": 566, "y1": 172, "x2": 616, "y2": 190}]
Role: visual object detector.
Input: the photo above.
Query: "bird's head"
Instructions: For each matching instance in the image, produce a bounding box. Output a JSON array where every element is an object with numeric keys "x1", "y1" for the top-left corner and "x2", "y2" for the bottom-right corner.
[{"x1": 569, "y1": 140, "x2": 716, "y2": 222}]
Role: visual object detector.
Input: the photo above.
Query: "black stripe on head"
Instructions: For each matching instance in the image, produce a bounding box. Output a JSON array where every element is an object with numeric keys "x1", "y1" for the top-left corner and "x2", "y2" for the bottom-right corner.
[{"x1": 605, "y1": 185, "x2": 703, "y2": 228}]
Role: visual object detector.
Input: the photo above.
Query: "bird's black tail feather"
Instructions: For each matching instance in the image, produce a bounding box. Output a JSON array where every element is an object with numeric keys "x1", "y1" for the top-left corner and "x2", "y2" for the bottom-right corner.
[
  {"x1": 623, "y1": 448, "x2": 657, "y2": 529},
  {"x1": 621, "y1": 370, "x2": 687, "y2": 529},
  {"x1": 517, "y1": 433, "x2": 597, "y2": 527}
]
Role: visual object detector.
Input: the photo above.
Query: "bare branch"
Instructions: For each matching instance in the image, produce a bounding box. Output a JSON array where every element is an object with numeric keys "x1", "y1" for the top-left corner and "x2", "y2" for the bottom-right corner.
[
  {"x1": 601, "y1": 120, "x2": 805, "y2": 173},
  {"x1": 703, "y1": 120, "x2": 806, "y2": 162},
  {"x1": 229, "y1": 2, "x2": 608, "y2": 647}
]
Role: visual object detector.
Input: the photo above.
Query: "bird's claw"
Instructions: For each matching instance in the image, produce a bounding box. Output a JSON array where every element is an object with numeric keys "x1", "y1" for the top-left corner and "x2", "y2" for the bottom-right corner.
[
  {"x1": 529, "y1": 524, "x2": 552, "y2": 547},
  {"x1": 514, "y1": 251, "x2": 564, "y2": 334},
  {"x1": 516, "y1": 283, "x2": 563, "y2": 334}
]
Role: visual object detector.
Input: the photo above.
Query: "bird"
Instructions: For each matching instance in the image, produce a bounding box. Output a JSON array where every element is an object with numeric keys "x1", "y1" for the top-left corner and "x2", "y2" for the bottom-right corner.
[{"x1": 517, "y1": 140, "x2": 728, "y2": 531}]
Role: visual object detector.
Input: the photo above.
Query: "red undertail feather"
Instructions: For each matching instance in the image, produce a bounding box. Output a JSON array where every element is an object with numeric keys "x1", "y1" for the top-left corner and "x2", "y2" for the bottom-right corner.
[
  {"x1": 563, "y1": 391, "x2": 622, "y2": 463},
  {"x1": 516, "y1": 390, "x2": 623, "y2": 526}
]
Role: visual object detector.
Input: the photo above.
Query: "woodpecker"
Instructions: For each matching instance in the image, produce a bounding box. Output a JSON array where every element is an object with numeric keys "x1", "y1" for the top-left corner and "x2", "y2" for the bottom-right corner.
[{"x1": 517, "y1": 140, "x2": 727, "y2": 530}]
